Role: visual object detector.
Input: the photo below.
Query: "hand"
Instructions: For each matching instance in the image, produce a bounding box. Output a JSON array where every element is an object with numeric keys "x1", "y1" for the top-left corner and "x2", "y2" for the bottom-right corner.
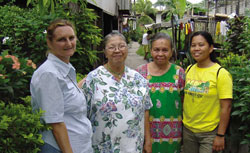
[
  {"x1": 143, "y1": 140, "x2": 152, "y2": 153},
  {"x1": 212, "y1": 136, "x2": 225, "y2": 151},
  {"x1": 77, "y1": 76, "x2": 87, "y2": 88}
]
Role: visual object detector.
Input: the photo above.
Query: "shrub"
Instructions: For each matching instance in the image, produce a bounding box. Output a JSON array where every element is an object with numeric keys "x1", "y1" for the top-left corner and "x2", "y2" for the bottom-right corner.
[
  {"x1": 0, "y1": 51, "x2": 36, "y2": 104},
  {"x1": 221, "y1": 16, "x2": 250, "y2": 145},
  {"x1": 0, "y1": 96, "x2": 50, "y2": 153},
  {"x1": 0, "y1": 3, "x2": 102, "y2": 75}
]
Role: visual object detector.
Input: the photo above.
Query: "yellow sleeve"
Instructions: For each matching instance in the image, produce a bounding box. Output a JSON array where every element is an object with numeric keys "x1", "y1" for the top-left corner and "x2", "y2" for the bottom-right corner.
[{"x1": 217, "y1": 68, "x2": 233, "y2": 99}]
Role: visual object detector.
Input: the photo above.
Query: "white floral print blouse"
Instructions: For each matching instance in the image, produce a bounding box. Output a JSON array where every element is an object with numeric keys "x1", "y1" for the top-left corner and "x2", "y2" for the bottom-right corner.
[{"x1": 82, "y1": 66, "x2": 152, "y2": 153}]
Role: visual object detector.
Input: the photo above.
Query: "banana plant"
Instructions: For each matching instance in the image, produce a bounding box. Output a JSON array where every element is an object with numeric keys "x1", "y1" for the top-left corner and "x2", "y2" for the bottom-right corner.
[
  {"x1": 158, "y1": 0, "x2": 186, "y2": 60},
  {"x1": 133, "y1": 0, "x2": 156, "y2": 25},
  {"x1": 26, "y1": 0, "x2": 83, "y2": 14}
]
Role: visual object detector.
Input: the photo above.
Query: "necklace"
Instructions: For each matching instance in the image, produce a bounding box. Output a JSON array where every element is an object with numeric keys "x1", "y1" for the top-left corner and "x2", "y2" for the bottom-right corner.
[{"x1": 106, "y1": 63, "x2": 125, "y2": 79}]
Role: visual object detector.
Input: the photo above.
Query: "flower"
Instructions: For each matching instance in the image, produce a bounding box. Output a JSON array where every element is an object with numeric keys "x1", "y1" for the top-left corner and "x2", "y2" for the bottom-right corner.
[
  {"x1": 2, "y1": 37, "x2": 10, "y2": 44},
  {"x1": 0, "y1": 74, "x2": 5, "y2": 79},
  {"x1": 149, "y1": 116, "x2": 154, "y2": 122},
  {"x1": 169, "y1": 86, "x2": 174, "y2": 93},
  {"x1": 151, "y1": 87, "x2": 156, "y2": 93},
  {"x1": 174, "y1": 75, "x2": 179, "y2": 80},
  {"x1": 0, "y1": 52, "x2": 36, "y2": 103},
  {"x1": 147, "y1": 75, "x2": 152, "y2": 80},
  {"x1": 160, "y1": 86, "x2": 165, "y2": 93},
  {"x1": 160, "y1": 116, "x2": 165, "y2": 122},
  {"x1": 4, "y1": 55, "x2": 21, "y2": 70},
  {"x1": 12, "y1": 62, "x2": 20, "y2": 70},
  {"x1": 26, "y1": 59, "x2": 36, "y2": 69}
]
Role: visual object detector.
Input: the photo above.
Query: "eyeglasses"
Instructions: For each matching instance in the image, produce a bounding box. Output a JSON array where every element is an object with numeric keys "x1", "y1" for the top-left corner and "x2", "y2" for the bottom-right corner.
[{"x1": 106, "y1": 44, "x2": 127, "y2": 52}]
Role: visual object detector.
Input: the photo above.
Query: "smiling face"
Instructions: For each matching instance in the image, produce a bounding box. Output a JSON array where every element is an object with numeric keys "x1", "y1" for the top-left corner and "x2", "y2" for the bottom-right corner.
[
  {"x1": 105, "y1": 35, "x2": 128, "y2": 66},
  {"x1": 47, "y1": 25, "x2": 76, "y2": 63},
  {"x1": 151, "y1": 38, "x2": 172, "y2": 65},
  {"x1": 190, "y1": 35, "x2": 213, "y2": 63}
]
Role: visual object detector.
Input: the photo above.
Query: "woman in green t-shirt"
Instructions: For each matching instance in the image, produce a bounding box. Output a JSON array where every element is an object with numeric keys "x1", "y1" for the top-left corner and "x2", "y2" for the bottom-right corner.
[{"x1": 137, "y1": 33, "x2": 185, "y2": 153}]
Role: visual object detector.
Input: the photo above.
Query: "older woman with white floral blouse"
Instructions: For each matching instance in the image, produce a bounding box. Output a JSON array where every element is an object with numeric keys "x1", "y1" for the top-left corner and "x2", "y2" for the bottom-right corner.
[{"x1": 80, "y1": 32, "x2": 153, "y2": 153}]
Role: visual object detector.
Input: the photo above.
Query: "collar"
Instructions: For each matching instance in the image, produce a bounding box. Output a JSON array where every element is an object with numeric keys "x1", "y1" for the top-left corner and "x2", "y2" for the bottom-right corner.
[{"x1": 47, "y1": 53, "x2": 75, "y2": 77}]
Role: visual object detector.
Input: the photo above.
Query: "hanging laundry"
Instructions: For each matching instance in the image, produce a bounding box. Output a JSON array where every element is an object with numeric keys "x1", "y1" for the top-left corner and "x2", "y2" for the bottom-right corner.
[
  {"x1": 180, "y1": 23, "x2": 184, "y2": 30},
  {"x1": 185, "y1": 23, "x2": 188, "y2": 35},
  {"x1": 188, "y1": 23, "x2": 192, "y2": 33},
  {"x1": 190, "y1": 21, "x2": 194, "y2": 32},
  {"x1": 216, "y1": 21, "x2": 221, "y2": 35},
  {"x1": 220, "y1": 21, "x2": 228, "y2": 36}
]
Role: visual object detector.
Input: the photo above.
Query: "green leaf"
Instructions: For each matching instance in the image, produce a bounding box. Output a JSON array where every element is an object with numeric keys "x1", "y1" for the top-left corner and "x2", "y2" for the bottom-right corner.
[
  {"x1": 137, "y1": 90, "x2": 143, "y2": 96},
  {"x1": 43, "y1": 0, "x2": 48, "y2": 6},
  {"x1": 109, "y1": 87, "x2": 118, "y2": 92},
  {"x1": 105, "y1": 122, "x2": 112, "y2": 128},
  {"x1": 108, "y1": 93, "x2": 115, "y2": 97},
  {"x1": 231, "y1": 110, "x2": 241, "y2": 116},
  {"x1": 115, "y1": 113, "x2": 123, "y2": 119},
  {"x1": 100, "y1": 81, "x2": 107, "y2": 85},
  {"x1": 126, "y1": 120, "x2": 134, "y2": 125},
  {"x1": 102, "y1": 96, "x2": 108, "y2": 103},
  {"x1": 27, "y1": 0, "x2": 32, "y2": 6},
  {"x1": 102, "y1": 116, "x2": 109, "y2": 121}
]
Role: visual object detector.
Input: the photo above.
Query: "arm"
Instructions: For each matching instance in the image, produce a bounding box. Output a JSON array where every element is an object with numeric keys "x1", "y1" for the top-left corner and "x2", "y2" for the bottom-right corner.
[
  {"x1": 212, "y1": 99, "x2": 232, "y2": 151},
  {"x1": 50, "y1": 122, "x2": 73, "y2": 153},
  {"x1": 144, "y1": 110, "x2": 152, "y2": 153},
  {"x1": 77, "y1": 76, "x2": 87, "y2": 88}
]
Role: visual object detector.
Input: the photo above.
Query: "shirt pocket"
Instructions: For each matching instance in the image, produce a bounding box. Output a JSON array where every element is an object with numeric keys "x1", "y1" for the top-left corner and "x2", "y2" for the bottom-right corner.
[{"x1": 64, "y1": 81, "x2": 87, "y2": 114}]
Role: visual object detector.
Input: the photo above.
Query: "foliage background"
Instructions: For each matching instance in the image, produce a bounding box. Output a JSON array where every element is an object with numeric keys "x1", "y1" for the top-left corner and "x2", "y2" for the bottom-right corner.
[
  {"x1": 0, "y1": 1, "x2": 102, "y2": 152},
  {"x1": 220, "y1": 16, "x2": 250, "y2": 146}
]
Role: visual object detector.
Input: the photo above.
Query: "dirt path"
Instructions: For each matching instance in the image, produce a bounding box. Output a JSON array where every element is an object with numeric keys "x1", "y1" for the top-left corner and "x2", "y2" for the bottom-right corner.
[{"x1": 125, "y1": 41, "x2": 147, "y2": 70}]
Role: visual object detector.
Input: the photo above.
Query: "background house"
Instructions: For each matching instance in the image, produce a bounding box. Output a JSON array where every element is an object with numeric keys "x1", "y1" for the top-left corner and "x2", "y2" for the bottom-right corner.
[{"x1": 87, "y1": 0, "x2": 132, "y2": 36}]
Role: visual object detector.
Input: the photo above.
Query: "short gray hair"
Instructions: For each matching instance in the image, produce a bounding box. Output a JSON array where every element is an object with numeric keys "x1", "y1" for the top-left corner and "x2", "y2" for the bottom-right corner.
[
  {"x1": 151, "y1": 32, "x2": 173, "y2": 49},
  {"x1": 103, "y1": 32, "x2": 127, "y2": 48}
]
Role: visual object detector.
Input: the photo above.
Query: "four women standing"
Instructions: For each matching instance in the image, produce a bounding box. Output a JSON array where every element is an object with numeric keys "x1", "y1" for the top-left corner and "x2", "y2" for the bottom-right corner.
[
  {"x1": 137, "y1": 33, "x2": 185, "y2": 153},
  {"x1": 31, "y1": 20, "x2": 232, "y2": 153}
]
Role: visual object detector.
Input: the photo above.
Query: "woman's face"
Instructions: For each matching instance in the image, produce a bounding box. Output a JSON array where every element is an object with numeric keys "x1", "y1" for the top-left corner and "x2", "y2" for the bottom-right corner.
[
  {"x1": 105, "y1": 35, "x2": 128, "y2": 65},
  {"x1": 47, "y1": 25, "x2": 76, "y2": 63},
  {"x1": 190, "y1": 35, "x2": 213, "y2": 63},
  {"x1": 151, "y1": 38, "x2": 172, "y2": 65}
]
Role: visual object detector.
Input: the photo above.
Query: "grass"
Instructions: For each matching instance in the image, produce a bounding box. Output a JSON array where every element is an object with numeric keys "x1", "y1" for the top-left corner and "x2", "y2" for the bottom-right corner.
[{"x1": 136, "y1": 45, "x2": 152, "y2": 59}]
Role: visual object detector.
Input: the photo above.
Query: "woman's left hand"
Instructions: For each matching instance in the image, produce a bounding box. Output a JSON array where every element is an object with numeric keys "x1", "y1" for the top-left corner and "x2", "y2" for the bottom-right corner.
[
  {"x1": 212, "y1": 136, "x2": 225, "y2": 151},
  {"x1": 78, "y1": 76, "x2": 87, "y2": 88},
  {"x1": 143, "y1": 140, "x2": 152, "y2": 153}
]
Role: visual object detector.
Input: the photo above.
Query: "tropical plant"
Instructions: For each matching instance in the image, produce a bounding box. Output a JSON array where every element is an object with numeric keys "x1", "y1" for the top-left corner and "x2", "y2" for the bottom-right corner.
[
  {"x1": 0, "y1": 1, "x2": 102, "y2": 74},
  {"x1": 0, "y1": 96, "x2": 50, "y2": 153},
  {"x1": 133, "y1": 0, "x2": 156, "y2": 25},
  {"x1": 153, "y1": 0, "x2": 165, "y2": 11},
  {"x1": 156, "y1": 0, "x2": 186, "y2": 60},
  {"x1": 26, "y1": 0, "x2": 78, "y2": 13},
  {"x1": 220, "y1": 16, "x2": 250, "y2": 146},
  {"x1": 0, "y1": 51, "x2": 36, "y2": 104}
]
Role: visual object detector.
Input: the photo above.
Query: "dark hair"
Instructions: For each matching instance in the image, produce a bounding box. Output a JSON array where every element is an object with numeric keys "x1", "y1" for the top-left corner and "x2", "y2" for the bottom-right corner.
[
  {"x1": 147, "y1": 30, "x2": 152, "y2": 34},
  {"x1": 103, "y1": 31, "x2": 127, "y2": 48},
  {"x1": 46, "y1": 19, "x2": 76, "y2": 41},
  {"x1": 151, "y1": 32, "x2": 173, "y2": 49},
  {"x1": 190, "y1": 31, "x2": 220, "y2": 64}
]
